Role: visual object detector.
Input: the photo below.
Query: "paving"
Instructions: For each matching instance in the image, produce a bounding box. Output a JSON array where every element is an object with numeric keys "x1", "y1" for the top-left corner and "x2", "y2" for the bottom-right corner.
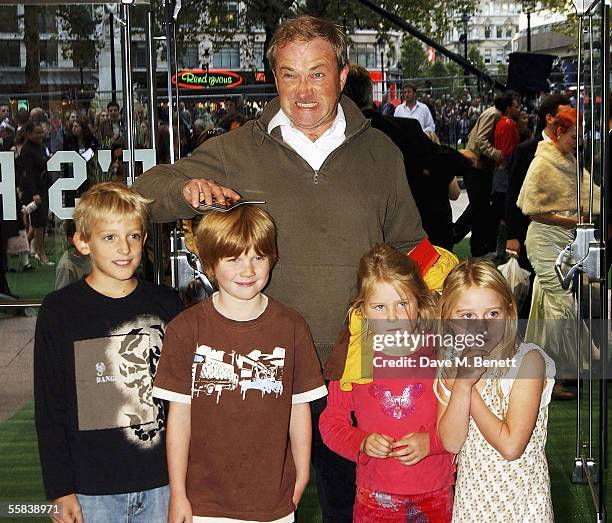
[{"x1": 0, "y1": 316, "x2": 37, "y2": 423}]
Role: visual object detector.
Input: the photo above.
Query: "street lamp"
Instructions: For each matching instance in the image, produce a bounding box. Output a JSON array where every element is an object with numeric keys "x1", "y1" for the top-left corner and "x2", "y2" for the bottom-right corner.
[
  {"x1": 377, "y1": 37, "x2": 385, "y2": 94},
  {"x1": 523, "y1": 0, "x2": 536, "y2": 52}
]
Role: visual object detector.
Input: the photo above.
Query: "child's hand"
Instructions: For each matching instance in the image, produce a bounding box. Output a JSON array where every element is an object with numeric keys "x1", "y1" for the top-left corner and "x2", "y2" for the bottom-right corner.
[
  {"x1": 361, "y1": 432, "x2": 395, "y2": 458},
  {"x1": 390, "y1": 432, "x2": 430, "y2": 466},
  {"x1": 455, "y1": 348, "x2": 489, "y2": 385},
  {"x1": 292, "y1": 477, "x2": 309, "y2": 507},
  {"x1": 51, "y1": 494, "x2": 83, "y2": 523},
  {"x1": 168, "y1": 493, "x2": 193, "y2": 523}
]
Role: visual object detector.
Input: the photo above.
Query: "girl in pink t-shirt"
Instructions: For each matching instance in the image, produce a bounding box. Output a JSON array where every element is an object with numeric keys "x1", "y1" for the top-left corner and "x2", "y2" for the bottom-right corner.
[{"x1": 320, "y1": 244, "x2": 454, "y2": 522}]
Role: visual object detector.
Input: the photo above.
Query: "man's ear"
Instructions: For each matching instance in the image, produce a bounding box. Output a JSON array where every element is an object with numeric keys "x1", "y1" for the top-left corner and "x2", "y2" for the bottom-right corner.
[
  {"x1": 73, "y1": 231, "x2": 90, "y2": 256},
  {"x1": 339, "y1": 64, "x2": 349, "y2": 92}
]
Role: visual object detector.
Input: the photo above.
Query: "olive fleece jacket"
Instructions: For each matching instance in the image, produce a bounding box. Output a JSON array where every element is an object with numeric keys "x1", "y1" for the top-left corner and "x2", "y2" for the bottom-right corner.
[{"x1": 133, "y1": 95, "x2": 425, "y2": 361}]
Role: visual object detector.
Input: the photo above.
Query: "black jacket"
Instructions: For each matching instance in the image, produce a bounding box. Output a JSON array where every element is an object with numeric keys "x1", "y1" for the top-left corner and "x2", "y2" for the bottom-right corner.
[
  {"x1": 363, "y1": 109, "x2": 471, "y2": 249},
  {"x1": 505, "y1": 134, "x2": 542, "y2": 243}
]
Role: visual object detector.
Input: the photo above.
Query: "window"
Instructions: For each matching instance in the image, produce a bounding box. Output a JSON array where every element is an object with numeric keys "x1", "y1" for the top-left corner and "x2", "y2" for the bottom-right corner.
[
  {"x1": 211, "y1": 2, "x2": 239, "y2": 28},
  {"x1": 0, "y1": 41, "x2": 20, "y2": 67},
  {"x1": 496, "y1": 26, "x2": 503, "y2": 38},
  {"x1": 484, "y1": 25, "x2": 492, "y2": 38},
  {"x1": 506, "y1": 26, "x2": 513, "y2": 38},
  {"x1": 496, "y1": 50, "x2": 504, "y2": 63},
  {"x1": 180, "y1": 46, "x2": 199, "y2": 68},
  {"x1": 213, "y1": 45, "x2": 240, "y2": 68},
  {"x1": 253, "y1": 42, "x2": 265, "y2": 70},
  {"x1": 40, "y1": 40, "x2": 58, "y2": 67},
  {"x1": 0, "y1": 7, "x2": 18, "y2": 32},
  {"x1": 131, "y1": 42, "x2": 147, "y2": 69},
  {"x1": 349, "y1": 43, "x2": 378, "y2": 68},
  {"x1": 72, "y1": 40, "x2": 96, "y2": 68},
  {"x1": 38, "y1": 8, "x2": 57, "y2": 34},
  {"x1": 132, "y1": 5, "x2": 147, "y2": 30},
  {"x1": 484, "y1": 49, "x2": 492, "y2": 64}
]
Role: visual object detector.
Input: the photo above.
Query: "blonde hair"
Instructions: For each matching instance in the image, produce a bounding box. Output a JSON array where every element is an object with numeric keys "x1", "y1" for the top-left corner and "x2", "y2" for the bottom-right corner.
[
  {"x1": 267, "y1": 16, "x2": 348, "y2": 73},
  {"x1": 73, "y1": 181, "x2": 151, "y2": 239},
  {"x1": 194, "y1": 205, "x2": 277, "y2": 277},
  {"x1": 436, "y1": 259, "x2": 519, "y2": 415},
  {"x1": 350, "y1": 243, "x2": 437, "y2": 327}
]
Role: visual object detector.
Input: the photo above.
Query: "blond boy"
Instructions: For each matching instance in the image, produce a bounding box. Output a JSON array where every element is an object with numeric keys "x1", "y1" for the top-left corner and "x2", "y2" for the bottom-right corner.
[{"x1": 34, "y1": 182, "x2": 183, "y2": 523}]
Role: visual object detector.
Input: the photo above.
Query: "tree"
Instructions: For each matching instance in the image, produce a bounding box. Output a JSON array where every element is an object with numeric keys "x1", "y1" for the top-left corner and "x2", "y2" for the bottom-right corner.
[
  {"x1": 151, "y1": 0, "x2": 481, "y2": 83},
  {"x1": 399, "y1": 37, "x2": 428, "y2": 79},
  {"x1": 467, "y1": 46, "x2": 485, "y2": 70},
  {"x1": 425, "y1": 60, "x2": 452, "y2": 93},
  {"x1": 23, "y1": 5, "x2": 103, "y2": 101}
]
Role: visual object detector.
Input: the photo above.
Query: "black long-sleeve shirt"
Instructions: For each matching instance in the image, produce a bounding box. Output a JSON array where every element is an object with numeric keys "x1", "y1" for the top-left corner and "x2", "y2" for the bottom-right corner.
[{"x1": 34, "y1": 279, "x2": 182, "y2": 499}]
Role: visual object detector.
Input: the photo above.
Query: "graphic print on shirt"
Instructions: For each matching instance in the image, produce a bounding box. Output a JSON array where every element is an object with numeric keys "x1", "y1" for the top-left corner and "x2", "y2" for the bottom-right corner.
[
  {"x1": 369, "y1": 383, "x2": 424, "y2": 419},
  {"x1": 191, "y1": 344, "x2": 285, "y2": 403},
  {"x1": 73, "y1": 316, "x2": 167, "y2": 447}
]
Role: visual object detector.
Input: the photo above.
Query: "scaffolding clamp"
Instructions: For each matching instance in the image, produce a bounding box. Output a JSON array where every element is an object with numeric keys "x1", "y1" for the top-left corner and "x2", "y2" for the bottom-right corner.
[{"x1": 554, "y1": 223, "x2": 597, "y2": 289}]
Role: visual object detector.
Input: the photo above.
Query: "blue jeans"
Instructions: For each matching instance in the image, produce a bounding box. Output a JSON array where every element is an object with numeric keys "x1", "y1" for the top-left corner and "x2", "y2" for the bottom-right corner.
[{"x1": 77, "y1": 485, "x2": 169, "y2": 523}]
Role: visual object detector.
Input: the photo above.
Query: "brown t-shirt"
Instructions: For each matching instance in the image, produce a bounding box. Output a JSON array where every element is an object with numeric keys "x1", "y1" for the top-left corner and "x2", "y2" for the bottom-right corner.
[{"x1": 153, "y1": 296, "x2": 327, "y2": 522}]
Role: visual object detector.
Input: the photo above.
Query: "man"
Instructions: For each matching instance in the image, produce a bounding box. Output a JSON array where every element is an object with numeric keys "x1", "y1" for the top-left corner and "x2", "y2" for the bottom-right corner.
[
  {"x1": 379, "y1": 92, "x2": 394, "y2": 115},
  {"x1": 134, "y1": 16, "x2": 424, "y2": 523},
  {"x1": 393, "y1": 82, "x2": 436, "y2": 133},
  {"x1": 490, "y1": 92, "x2": 521, "y2": 258},
  {"x1": 0, "y1": 103, "x2": 11, "y2": 125},
  {"x1": 99, "y1": 100, "x2": 124, "y2": 146},
  {"x1": 343, "y1": 64, "x2": 471, "y2": 249},
  {"x1": 462, "y1": 90, "x2": 519, "y2": 257}
]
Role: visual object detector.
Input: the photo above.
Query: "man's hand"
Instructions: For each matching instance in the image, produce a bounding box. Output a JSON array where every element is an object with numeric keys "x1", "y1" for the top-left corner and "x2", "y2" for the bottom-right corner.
[
  {"x1": 458, "y1": 148, "x2": 478, "y2": 167},
  {"x1": 390, "y1": 432, "x2": 430, "y2": 466},
  {"x1": 51, "y1": 494, "x2": 83, "y2": 523},
  {"x1": 182, "y1": 179, "x2": 241, "y2": 209},
  {"x1": 168, "y1": 493, "x2": 193, "y2": 523},
  {"x1": 506, "y1": 239, "x2": 521, "y2": 256},
  {"x1": 360, "y1": 432, "x2": 394, "y2": 458}
]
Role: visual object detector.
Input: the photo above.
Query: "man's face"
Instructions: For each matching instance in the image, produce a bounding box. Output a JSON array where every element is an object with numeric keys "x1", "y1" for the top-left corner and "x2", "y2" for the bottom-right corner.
[
  {"x1": 274, "y1": 37, "x2": 348, "y2": 141},
  {"x1": 545, "y1": 104, "x2": 571, "y2": 132},
  {"x1": 507, "y1": 99, "x2": 521, "y2": 121},
  {"x1": 403, "y1": 88, "x2": 416, "y2": 105},
  {"x1": 28, "y1": 125, "x2": 44, "y2": 145},
  {"x1": 108, "y1": 105, "x2": 120, "y2": 122},
  {"x1": 0, "y1": 105, "x2": 9, "y2": 120}
]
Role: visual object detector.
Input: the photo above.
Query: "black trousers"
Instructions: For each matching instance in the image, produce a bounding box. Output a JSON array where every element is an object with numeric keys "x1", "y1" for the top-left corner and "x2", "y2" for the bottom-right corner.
[
  {"x1": 463, "y1": 167, "x2": 497, "y2": 257},
  {"x1": 311, "y1": 395, "x2": 355, "y2": 523}
]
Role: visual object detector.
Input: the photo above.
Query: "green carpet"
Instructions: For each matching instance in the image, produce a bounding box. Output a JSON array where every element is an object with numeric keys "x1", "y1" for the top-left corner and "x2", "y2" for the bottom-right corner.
[
  {"x1": 0, "y1": 398, "x2": 607, "y2": 522},
  {"x1": 5, "y1": 232, "x2": 64, "y2": 301}
]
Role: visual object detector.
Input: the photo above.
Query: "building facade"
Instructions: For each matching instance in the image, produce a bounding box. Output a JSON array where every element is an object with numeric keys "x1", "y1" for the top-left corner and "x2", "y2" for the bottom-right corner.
[{"x1": 444, "y1": 0, "x2": 521, "y2": 71}]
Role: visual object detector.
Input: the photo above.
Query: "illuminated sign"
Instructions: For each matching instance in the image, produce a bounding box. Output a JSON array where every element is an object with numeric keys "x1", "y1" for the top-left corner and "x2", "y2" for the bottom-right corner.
[{"x1": 172, "y1": 69, "x2": 243, "y2": 89}]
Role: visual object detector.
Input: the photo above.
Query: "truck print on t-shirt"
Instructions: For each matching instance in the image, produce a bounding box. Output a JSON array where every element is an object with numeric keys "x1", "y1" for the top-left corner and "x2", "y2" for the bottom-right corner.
[{"x1": 191, "y1": 344, "x2": 285, "y2": 403}]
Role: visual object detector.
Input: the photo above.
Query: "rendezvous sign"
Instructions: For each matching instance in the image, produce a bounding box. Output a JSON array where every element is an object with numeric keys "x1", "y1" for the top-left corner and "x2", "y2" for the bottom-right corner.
[{"x1": 171, "y1": 69, "x2": 243, "y2": 89}]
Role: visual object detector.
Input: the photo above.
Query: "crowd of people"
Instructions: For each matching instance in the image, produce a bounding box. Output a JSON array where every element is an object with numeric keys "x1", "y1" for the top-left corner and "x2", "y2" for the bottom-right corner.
[
  {"x1": 0, "y1": 13, "x2": 604, "y2": 523},
  {"x1": 383, "y1": 84, "x2": 535, "y2": 148}
]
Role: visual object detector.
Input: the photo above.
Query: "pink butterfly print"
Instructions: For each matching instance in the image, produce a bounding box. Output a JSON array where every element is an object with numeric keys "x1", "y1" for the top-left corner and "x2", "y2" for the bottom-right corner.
[{"x1": 369, "y1": 383, "x2": 425, "y2": 419}]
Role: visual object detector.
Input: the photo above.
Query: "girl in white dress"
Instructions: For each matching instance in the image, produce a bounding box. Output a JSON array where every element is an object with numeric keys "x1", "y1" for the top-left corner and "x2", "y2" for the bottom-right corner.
[{"x1": 436, "y1": 259, "x2": 555, "y2": 522}]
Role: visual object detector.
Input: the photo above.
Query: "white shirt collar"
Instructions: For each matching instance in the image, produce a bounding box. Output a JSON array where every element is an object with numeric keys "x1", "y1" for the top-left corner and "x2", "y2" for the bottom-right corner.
[{"x1": 267, "y1": 104, "x2": 346, "y2": 171}]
